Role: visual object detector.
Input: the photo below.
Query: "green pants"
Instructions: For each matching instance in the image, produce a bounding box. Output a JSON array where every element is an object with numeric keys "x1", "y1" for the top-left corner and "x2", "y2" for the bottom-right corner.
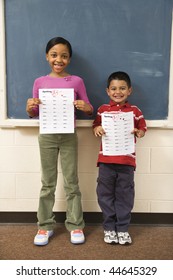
[{"x1": 37, "y1": 132, "x2": 85, "y2": 231}]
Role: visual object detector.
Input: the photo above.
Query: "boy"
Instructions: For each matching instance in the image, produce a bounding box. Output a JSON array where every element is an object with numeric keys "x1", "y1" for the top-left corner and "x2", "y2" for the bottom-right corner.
[{"x1": 93, "y1": 71, "x2": 147, "y2": 245}]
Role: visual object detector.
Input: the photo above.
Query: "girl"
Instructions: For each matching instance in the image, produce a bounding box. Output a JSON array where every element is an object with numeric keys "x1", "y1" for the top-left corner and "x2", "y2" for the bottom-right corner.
[{"x1": 26, "y1": 37, "x2": 93, "y2": 246}]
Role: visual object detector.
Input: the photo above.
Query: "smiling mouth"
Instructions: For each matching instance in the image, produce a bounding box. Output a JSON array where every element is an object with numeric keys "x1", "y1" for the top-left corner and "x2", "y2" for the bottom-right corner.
[
  {"x1": 53, "y1": 64, "x2": 64, "y2": 70},
  {"x1": 54, "y1": 63, "x2": 63, "y2": 67},
  {"x1": 114, "y1": 95, "x2": 123, "y2": 99}
]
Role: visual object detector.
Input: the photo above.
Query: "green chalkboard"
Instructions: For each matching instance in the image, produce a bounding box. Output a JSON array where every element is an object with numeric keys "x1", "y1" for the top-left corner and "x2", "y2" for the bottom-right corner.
[{"x1": 5, "y1": 0, "x2": 173, "y2": 120}]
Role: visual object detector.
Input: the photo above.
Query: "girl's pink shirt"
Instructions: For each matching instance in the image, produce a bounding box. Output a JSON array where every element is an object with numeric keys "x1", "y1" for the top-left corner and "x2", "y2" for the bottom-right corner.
[{"x1": 32, "y1": 75, "x2": 93, "y2": 120}]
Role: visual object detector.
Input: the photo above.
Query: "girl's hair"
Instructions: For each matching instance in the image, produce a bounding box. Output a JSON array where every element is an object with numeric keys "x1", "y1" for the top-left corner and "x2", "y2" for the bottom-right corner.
[
  {"x1": 107, "y1": 71, "x2": 131, "y2": 88},
  {"x1": 45, "y1": 37, "x2": 72, "y2": 57}
]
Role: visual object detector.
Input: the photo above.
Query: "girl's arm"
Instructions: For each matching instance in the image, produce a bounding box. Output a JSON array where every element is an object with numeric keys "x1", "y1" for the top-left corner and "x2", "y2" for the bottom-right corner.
[
  {"x1": 75, "y1": 77, "x2": 93, "y2": 115},
  {"x1": 26, "y1": 98, "x2": 41, "y2": 117},
  {"x1": 26, "y1": 79, "x2": 41, "y2": 117},
  {"x1": 74, "y1": 100, "x2": 93, "y2": 115}
]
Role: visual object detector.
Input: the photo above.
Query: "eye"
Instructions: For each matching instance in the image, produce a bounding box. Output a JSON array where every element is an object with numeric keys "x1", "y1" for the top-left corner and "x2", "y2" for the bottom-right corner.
[
  {"x1": 51, "y1": 53, "x2": 57, "y2": 58},
  {"x1": 120, "y1": 87, "x2": 126, "y2": 91},
  {"x1": 62, "y1": 54, "x2": 69, "y2": 59}
]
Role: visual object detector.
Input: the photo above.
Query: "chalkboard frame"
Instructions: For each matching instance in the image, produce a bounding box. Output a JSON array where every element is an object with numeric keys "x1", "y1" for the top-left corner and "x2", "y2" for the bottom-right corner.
[{"x1": 0, "y1": 0, "x2": 173, "y2": 128}]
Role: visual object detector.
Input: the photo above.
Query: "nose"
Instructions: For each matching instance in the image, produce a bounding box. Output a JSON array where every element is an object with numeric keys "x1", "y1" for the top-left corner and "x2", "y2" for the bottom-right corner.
[
  {"x1": 115, "y1": 88, "x2": 121, "y2": 93},
  {"x1": 55, "y1": 55, "x2": 62, "y2": 62}
]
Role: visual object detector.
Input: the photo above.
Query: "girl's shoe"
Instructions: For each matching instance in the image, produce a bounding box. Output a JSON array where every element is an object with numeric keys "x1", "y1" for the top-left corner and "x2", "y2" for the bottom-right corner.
[
  {"x1": 70, "y1": 229, "x2": 85, "y2": 244},
  {"x1": 34, "y1": 229, "x2": 54, "y2": 246}
]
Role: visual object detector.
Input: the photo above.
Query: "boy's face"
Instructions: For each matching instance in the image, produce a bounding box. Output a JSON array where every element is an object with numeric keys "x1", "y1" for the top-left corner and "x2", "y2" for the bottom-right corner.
[{"x1": 106, "y1": 79, "x2": 132, "y2": 105}]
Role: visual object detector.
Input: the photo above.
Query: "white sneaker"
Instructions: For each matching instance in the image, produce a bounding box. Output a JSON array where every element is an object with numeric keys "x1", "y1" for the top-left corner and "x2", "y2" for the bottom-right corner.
[
  {"x1": 34, "y1": 229, "x2": 54, "y2": 246},
  {"x1": 70, "y1": 229, "x2": 85, "y2": 244},
  {"x1": 117, "y1": 232, "x2": 132, "y2": 245},
  {"x1": 104, "y1": 230, "x2": 118, "y2": 244}
]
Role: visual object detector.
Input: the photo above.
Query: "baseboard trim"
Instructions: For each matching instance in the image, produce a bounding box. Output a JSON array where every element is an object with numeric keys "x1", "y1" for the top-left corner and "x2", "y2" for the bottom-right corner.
[{"x1": 0, "y1": 212, "x2": 172, "y2": 225}]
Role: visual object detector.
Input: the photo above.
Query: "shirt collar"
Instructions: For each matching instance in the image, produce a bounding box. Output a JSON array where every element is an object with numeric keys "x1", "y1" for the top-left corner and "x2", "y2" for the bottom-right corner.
[{"x1": 109, "y1": 100, "x2": 131, "y2": 108}]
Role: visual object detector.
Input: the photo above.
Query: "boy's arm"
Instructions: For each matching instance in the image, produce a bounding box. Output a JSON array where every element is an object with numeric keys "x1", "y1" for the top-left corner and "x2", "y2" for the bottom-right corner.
[
  {"x1": 132, "y1": 128, "x2": 145, "y2": 138},
  {"x1": 133, "y1": 109, "x2": 147, "y2": 138},
  {"x1": 93, "y1": 109, "x2": 105, "y2": 136},
  {"x1": 93, "y1": 126, "x2": 105, "y2": 137}
]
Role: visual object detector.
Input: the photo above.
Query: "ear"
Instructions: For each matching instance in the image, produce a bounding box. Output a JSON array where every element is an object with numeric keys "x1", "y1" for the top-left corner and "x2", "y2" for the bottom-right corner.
[
  {"x1": 106, "y1": 88, "x2": 110, "y2": 96},
  {"x1": 128, "y1": 87, "x2": 132, "y2": 96},
  {"x1": 46, "y1": 54, "x2": 49, "y2": 61}
]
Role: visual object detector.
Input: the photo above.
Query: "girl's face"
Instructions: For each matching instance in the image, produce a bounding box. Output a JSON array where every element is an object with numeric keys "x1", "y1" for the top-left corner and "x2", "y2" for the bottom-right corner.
[
  {"x1": 106, "y1": 79, "x2": 132, "y2": 105},
  {"x1": 46, "y1": 43, "x2": 71, "y2": 77}
]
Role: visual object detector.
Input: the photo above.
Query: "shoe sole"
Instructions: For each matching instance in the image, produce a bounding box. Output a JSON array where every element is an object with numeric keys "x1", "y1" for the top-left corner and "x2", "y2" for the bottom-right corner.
[
  {"x1": 104, "y1": 240, "x2": 119, "y2": 244},
  {"x1": 118, "y1": 241, "x2": 132, "y2": 245},
  {"x1": 34, "y1": 240, "x2": 49, "y2": 246},
  {"x1": 71, "y1": 239, "x2": 85, "y2": 245}
]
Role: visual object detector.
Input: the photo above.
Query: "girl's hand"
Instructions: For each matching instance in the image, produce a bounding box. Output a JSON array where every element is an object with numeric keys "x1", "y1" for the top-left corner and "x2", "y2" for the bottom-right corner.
[
  {"x1": 74, "y1": 100, "x2": 93, "y2": 115},
  {"x1": 132, "y1": 128, "x2": 145, "y2": 138},
  {"x1": 93, "y1": 126, "x2": 105, "y2": 137},
  {"x1": 26, "y1": 98, "x2": 41, "y2": 117}
]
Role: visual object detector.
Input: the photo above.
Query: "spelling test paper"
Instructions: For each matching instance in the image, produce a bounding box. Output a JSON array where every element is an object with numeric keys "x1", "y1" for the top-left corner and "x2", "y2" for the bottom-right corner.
[
  {"x1": 102, "y1": 111, "x2": 135, "y2": 156},
  {"x1": 39, "y1": 88, "x2": 74, "y2": 134}
]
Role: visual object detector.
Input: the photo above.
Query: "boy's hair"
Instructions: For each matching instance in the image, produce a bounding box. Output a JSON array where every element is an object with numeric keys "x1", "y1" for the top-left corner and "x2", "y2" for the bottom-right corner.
[
  {"x1": 46, "y1": 37, "x2": 72, "y2": 57},
  {"x1": 107, "y1": 71, "x2": 131, "y2": 88}
]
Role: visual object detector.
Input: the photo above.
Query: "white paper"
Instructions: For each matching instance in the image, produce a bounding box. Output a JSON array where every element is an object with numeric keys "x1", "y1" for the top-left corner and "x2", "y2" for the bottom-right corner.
[
  {"x1": 102, "y1": 111, "x2": 135, "y2": 156},
  {"x1": 39, "y1": 88, "x2": 74, "y2": 134}
]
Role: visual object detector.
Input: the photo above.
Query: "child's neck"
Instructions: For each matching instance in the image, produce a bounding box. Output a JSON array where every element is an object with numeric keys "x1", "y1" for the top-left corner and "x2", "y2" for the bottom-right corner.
[{"x1": 49, "y1": 71, "x2": 70, "y2": 78}]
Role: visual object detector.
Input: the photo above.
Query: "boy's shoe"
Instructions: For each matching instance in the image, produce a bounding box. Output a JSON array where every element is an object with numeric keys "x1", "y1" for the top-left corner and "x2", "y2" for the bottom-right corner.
[
  {"x1": 34, "y1": 229, "x2": 54, "y2": 246},
  {"x1": 117, "y1": 232, "x2": 132, "y2": 245},
  {"x1": 70, "y1": 229, "x2": 85, "y2": 244},
  {"x1": 104, "y1": 230, "x2": 118, "y2": 244}
]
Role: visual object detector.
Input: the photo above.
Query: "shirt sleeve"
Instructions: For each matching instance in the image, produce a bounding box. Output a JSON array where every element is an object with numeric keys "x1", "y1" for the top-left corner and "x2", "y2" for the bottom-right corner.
[
  {"x1": 33, "y1": 79, "x2": 40, "y2": 98},
  {"x1": 76, "y1": 78, "x2": 93, "y2": 111},
  {"x1": 93, "y1": 107, "x2": 102, "y2": 128},
  {"x1": 134, "y1": 108, "x2": 147, "y2": 132},
  {"x1": 32, "y1": 79, "x2": 39, "y2": 116}
]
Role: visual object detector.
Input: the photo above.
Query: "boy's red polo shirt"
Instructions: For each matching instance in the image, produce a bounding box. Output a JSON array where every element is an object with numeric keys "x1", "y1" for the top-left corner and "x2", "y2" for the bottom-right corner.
[{"x1": 93, "y1": 101, "x2": 147, "y2": 168}]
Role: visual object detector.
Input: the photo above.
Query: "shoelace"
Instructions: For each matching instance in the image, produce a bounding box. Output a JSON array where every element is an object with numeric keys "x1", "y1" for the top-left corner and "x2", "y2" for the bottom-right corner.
[
  {"x1": 105, "y1": 231, "x2": 116, "y2": 236},
  {"x1": 118, "y1": 232, "x2": 130, "y2": 238},
  {"x1": 72, "y1": 229, "x2": 83, "y2": 234},
  {"x1": 37, "y1": 230, "x2": 48, "y2": 235}
]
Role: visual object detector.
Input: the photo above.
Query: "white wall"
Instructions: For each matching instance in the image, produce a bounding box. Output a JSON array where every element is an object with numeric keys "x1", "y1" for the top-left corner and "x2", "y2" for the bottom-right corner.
[{"x1": 0, "y1": 126, "x2": 173, "y2": 213}]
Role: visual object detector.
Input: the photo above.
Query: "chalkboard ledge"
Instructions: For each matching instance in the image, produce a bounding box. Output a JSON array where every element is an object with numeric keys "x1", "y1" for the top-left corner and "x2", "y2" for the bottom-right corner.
[
  {"x1": 1, "y1": 118, "x2": 173, "y2": 129},
  {"x1": 0, "y1": 119, "x2": 93, "y2": 128}
]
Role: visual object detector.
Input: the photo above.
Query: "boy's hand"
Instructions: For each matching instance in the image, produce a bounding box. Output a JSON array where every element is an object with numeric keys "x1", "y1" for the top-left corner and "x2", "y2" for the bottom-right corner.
[
  {"x1": 93, "y1": 126, "x2": 105, "y2": 137},
  {"x1": 132, "y1": 128, "x2": 145, "y2": 138}
]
